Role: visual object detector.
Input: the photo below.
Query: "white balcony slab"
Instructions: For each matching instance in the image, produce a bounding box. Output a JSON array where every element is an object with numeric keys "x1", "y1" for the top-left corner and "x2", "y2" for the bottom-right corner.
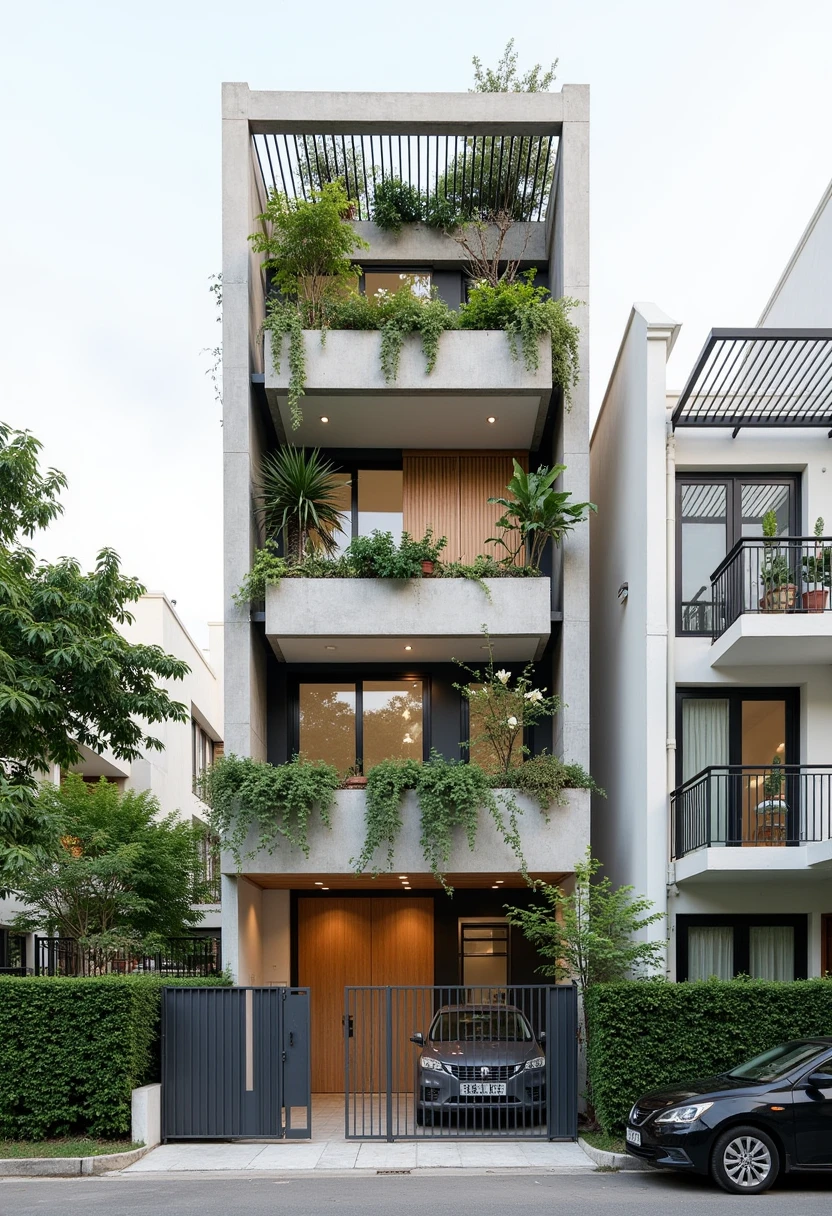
[
  {"x1": 265, "y1": 577, "x2": 551, "y2": 663},
  {"x1": 227, "y1": 787, "x2": 589, "y2": 882},
  {"x1": 264, "y1": 329, "x2": 552, "y2": 449},
  {"x1": 674, "y1": 841, "x2": 832, "y2": 884},
  {"x1": 710, "y1": 612, "x2": 832, "y2": 667}
]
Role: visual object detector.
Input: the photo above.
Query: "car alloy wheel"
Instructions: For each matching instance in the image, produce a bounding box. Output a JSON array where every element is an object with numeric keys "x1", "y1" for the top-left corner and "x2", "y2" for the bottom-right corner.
[{"x1": 711, "y1": 1126, "x2": 779, "y2": 1195}]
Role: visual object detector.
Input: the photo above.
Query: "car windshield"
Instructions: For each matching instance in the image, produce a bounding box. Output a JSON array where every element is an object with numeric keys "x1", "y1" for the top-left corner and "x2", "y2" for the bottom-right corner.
[
  {"x1": 727, "y1": 1041, "x2": 824, "y2": 1082},
  {"x1": 429, "y1": 1010, "x2": 532, "y2": 1042}
]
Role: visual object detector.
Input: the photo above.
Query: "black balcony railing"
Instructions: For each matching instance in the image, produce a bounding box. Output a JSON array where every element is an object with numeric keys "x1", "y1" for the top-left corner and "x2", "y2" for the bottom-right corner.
[
  {"x1": 34, "y1": 935, "x2": 222, "y2": 978},
  {"x1": 671, "y1": 765, "x2": 832, "y2": 860},
  {"x1": 711, "y1": 537, "x2": 832, "y2": 639}
]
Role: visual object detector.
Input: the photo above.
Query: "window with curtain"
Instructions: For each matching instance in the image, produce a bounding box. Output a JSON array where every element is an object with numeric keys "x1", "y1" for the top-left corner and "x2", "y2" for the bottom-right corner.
[
  {"x1": 750, "y1": 926, "x2": 795, "y2": 981},
  {"x1": 681, "y1": 699, "x2": 730, "y2": 782},
  {"x1": 687, "y1": 926, "x2": 734, "y2": 980}
]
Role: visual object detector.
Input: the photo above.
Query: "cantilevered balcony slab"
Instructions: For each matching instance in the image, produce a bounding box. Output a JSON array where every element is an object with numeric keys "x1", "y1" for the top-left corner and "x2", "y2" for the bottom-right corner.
[
  {"x1": 264, "y1": 330, "x2": 552, "y2": 449},
  {"x1": 226, "y1": 788, "x2": 589, "y2": 885},
  {"x1": 264, "y1": 577, "x2": 551, "y2": 663},
  {"x1": 710, "y1": 613, "x2": 832, "y2": 667}
]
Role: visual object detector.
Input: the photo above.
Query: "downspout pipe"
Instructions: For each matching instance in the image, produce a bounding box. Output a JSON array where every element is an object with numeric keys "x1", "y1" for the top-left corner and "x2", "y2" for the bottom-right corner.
[{"x1": 666, "y1": 420, "x2": 677, "y2": 848}]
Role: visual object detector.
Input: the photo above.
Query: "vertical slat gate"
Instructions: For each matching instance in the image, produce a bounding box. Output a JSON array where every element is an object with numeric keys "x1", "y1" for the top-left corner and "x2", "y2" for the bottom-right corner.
[
  {"x1": 162, "y1": 986, "x2": 310, "y2": 1140},
  {"x1": 344, "y1": 984, "x2": 577, "y2": 1141}
]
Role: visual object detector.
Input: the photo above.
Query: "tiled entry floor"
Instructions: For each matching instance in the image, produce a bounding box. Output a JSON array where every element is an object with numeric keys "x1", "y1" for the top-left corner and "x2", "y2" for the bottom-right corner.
[{"x1": 125, "y1": 1093, "x2": 594, "y2": 1174}]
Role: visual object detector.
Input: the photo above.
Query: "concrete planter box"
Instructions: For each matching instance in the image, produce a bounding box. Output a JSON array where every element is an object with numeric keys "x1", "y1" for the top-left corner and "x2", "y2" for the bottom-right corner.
[
  {"x1": 264, "y1": 329, "x2": 552, "y2": 448},
  {"x1": 227, "y1": 787, "x2": 590, "y2": 881},
  {"x1": 265, "y1": 576, "x2": 552, "y2": 663}
]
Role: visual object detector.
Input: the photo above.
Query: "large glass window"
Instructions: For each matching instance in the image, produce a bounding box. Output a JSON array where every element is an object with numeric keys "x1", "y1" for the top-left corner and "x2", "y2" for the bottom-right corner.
[
  {"x1": 298, "y1": 679, "x2": 423, "y2": 773},
  {"x1": 364, "y1": 270, "x2": 431, "y2": 300},
  {"x1": 678, "y1": 916, "x2": 806, "y2": 981},
  {"x1": 357, "y1": 470, "x2": 403, "y2": 542},
  {"x1": 676, "y1": 475, "x2": 798, "y2": 634}
]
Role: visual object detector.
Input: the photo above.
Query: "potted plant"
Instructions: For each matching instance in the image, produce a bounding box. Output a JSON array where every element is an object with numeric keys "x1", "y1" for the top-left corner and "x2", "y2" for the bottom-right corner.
[
  {"x1": 487, "y1": 460, "x2": 596, "y2": 568},
  {"x1": 344, "y1": 766, "x2": 367, "y2": 789},
  {"x1": 801, "y1": 516, "x2": 831, "y2": 612},
  {"x1": 260, "y1": 446, "x2": 350, "y2": 564},
  {"x1": 408, "y1": 528, "x2": 448, "y2": 576},
  {"x1": 755, "y1": 756, "x2": 787, "y2": 843},
  {"x1": 759, "y1": 509, "x2": 797, "y2": 612}
]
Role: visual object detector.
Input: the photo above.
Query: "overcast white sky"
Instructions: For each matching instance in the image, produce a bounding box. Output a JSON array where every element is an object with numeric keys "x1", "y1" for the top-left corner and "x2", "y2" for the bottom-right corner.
[{"x1": 1, "y1": 1, "x2": 830, "y2": 648}]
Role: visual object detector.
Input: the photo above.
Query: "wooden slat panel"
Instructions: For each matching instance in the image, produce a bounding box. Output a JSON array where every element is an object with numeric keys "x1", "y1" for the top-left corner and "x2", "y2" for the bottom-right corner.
[
  {"x1": 297, "y1": 897, "x2": 372, "y2": 1092},
  {"x1": 403, "y1": 454, "x2": 460, "y2": 559},
  {"x1": 371, "y1": 898, "x2": 434, "y2": 1094},
  {"x1": 459, "y1": 451, "x2": 528, "y2": 565}
]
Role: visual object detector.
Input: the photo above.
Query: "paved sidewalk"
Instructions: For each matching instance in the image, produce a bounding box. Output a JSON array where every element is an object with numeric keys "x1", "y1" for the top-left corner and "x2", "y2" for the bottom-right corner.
[{"x1": 124, "y1": 1139, "x2": 593, "y2": 1174}]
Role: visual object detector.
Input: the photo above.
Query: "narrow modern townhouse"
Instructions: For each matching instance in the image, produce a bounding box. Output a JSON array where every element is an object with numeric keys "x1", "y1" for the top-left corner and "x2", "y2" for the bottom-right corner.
[
  {"x1": 218, "y1": 81, "x2": 591, "y2": 1134},
  {"x1": 591, "y1": 177, "x2": 832, "y2": 984}
]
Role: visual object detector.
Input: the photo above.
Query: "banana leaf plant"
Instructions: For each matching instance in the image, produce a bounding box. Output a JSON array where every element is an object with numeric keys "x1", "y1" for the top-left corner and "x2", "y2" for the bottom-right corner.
[{"x1": 487, "y1": 460, "x2": 596, "y2": 568}]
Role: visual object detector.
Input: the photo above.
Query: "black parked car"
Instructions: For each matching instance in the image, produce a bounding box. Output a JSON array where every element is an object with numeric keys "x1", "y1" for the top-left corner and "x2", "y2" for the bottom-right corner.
[
  {"x1": 626, "y1": 1038, "x2": 832, "y2": 1194},
  {"x1": 411, "y1": 1004, "x2": 546, "y2": 1126}
]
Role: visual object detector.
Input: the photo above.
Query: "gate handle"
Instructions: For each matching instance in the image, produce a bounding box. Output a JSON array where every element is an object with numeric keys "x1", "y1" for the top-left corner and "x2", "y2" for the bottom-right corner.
[
  {"x1": 342, "y1": 1014, "x2": 354, "y2": 1037},
  {"x1": 289, "y1": 1031, "x2": 294, "y2": 1047}
]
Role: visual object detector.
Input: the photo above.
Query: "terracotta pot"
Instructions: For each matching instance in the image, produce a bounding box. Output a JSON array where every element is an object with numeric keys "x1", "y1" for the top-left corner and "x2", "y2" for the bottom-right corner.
[
  {"x1": 802, "y1": 589, "x2": 829, "y2": 613},
  {"x1": 421, "y1": 560, "x2": 435, "y2": 576},
  {"x1": 759, "y1": 584, "x2": 798, "y2": 612},
  {"x1": 344, "y1": 775, "x2": 367, "y2": 789}
]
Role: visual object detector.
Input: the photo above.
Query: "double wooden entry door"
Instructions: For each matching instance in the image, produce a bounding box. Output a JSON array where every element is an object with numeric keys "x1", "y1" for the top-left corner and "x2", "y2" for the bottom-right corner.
[{"x1": 298, "y1": 896, "x2": 434, "y2": 1092}]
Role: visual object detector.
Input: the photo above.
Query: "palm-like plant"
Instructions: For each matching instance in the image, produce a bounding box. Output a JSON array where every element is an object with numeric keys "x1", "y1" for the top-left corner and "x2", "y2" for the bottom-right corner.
[
  {"x1": 260, "y1": 447, "x2": 349, "y2": 563},
  {"x1": 488, "y1": 460, "x2": 596, "y2": 568}
]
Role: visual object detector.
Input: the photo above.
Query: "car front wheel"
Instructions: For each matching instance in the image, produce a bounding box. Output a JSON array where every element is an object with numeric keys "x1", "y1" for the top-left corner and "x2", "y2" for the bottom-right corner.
[{"x1": 710, "y1": 1126, "x2": 779, "y2": 1195}]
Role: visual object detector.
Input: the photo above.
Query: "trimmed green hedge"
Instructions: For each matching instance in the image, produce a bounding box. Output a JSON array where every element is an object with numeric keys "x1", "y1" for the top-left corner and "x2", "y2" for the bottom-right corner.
[
  {"x1": 585, "y1": 979, "x2": 832, "y2": 1134},
  {"x1": 0, "y1": 975, "x2": 228, "y2": 1139}
]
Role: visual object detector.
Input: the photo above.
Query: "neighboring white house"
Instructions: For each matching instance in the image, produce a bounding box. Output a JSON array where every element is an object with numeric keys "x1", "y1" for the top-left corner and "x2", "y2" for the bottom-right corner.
[
  {"x1": 0, "y1": 593, "x2": 224, "y2": 970},
  {"x1": 590, "y1": 178, "x2": 832, "y2": 982}
]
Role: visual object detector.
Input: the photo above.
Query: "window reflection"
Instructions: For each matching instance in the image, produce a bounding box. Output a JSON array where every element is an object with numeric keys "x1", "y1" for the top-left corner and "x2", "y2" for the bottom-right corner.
[
  {"x1": 358, "y1": 470, "x2": 403, "y2": 543},
  {"x1": 299, "y1": 684, "x2": 356, "y2": 775},
  {"x1": 363, "y1": 680, "x2": 423, "y2": 768}
]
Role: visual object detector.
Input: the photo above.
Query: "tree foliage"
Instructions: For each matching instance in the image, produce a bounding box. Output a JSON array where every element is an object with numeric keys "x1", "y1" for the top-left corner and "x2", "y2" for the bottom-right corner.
[
  {"x1": 0, "y1": 424, "x2": 189, "y2": 891},
  {"x1": 10, "y1": 775, "x2": 208, "y2": 946}
]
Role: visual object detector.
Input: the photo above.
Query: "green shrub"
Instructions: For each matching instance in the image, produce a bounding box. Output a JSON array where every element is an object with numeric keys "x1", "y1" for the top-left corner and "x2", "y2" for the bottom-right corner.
[
  {"x1": 496, "y1": 752, "x2": 604, "y2": 809},
  {"x1": 0, "y1": 975, "x2": 228, "y2": 1139},
  {"x1": 371, "y1": 177, "x2": 424, "y2": 232},
  {"x1": 585, "y1": 979, "x2": 832, "y2": 1134}
]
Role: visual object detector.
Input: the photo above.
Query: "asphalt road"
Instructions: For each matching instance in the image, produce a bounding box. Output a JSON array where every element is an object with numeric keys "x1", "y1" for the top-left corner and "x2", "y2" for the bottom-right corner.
[{"x1": 3, "y1": 1170, "x2": 832, "y2": 1215}]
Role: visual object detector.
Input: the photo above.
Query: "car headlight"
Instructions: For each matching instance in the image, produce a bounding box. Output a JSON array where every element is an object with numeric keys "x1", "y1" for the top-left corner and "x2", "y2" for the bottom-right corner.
[
  {"x1": 420, "y1": 1055, "x2": 444, "y2": 1072},
  {"x1": 524, "y1": 1056, "x2": 546, "y2": 1071},
  {"x1": 655, "y1": 1102, "x2": 713, "y2": 1124}
]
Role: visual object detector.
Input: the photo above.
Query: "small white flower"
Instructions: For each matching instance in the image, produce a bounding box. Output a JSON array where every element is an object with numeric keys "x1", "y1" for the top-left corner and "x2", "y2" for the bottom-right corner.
[
  {"x1": 524, "y1": 689, "x2": 544, "y2": 704},
  {"x1": 496, "y1": 669, "x2": 511, "y2": 684},
  {"x1": 507, "y1": 716, "x2": 518, "y2": 728}
]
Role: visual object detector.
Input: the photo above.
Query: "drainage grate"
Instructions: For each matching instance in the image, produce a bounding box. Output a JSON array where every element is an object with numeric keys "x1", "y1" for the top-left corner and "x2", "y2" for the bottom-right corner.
[{"x1": 376, "y1": 1169, "x2": 412, "y2": 1175}]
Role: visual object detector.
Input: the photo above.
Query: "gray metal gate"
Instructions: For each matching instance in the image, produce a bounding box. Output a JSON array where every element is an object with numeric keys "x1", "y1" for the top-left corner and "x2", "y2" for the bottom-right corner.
[
  {"x1": 162, "y1": 986, "x2": 311, "y2": 1140},
  {"x1": 344, "y1": 984, "x2": 577, "y2": 1141}
]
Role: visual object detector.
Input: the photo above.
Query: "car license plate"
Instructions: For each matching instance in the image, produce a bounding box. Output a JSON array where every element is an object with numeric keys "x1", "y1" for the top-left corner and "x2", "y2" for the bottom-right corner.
[
  {"x1": 459, "y1": 1082, "x2": 507, "y2": 1096},
  {"x1": 626, "y1": 1127, "x2": 641, "y2": 1147}
]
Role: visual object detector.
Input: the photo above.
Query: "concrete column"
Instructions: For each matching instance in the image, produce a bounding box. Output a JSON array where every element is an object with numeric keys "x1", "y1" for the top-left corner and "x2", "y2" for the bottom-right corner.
[
  {"x1": 221, "y1": 873, "x2": 239, "y2": 982},
  {"x1": 550, "y1": 85, "x2": 590, "y2": 770},
  {"x1": 261, "y1": 890, "x2": 291, "y2": 986},
  {"x1": 222, "y1": 82, "x2": 268, "y2": 762}
]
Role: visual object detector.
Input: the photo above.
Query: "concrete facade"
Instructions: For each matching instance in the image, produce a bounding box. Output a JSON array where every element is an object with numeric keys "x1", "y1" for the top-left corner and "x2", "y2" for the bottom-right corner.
[
  {"x1": 221, "y1": 83, "x2": 591, "y2": 985},
  {"x1": 590, "y1": 182, "x2": 832, "y2": 980}
]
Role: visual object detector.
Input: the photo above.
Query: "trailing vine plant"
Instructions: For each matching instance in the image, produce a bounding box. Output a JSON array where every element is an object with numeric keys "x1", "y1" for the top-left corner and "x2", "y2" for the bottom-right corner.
[
  {"x1": 264, "y1": 300, "x2": 306, "y2": 430},
  {"x1": 202, "y1": 754, "x2": 340, "y2": 865},
  {"x1": 353, "y1": 758, "x2": 421, "y2": 874},
  {"x1": 417, "y1": 753, "x2": 503, "y2": 892}
]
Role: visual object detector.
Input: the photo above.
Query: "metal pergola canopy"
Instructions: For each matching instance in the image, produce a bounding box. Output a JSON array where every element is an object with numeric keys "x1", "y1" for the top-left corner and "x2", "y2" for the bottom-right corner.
[
  {"x1": 672, "y1": 329, "x2": 832, "y2": 435},
  {"x1": 252, "y1": 131, "x2": 557, "y2": 222}
]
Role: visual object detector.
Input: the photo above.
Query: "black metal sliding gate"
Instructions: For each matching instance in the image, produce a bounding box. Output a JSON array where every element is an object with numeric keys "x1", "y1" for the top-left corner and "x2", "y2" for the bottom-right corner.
[
  {"x1": 162, "y1": 986, "x2": 311, "y2": 1140},
  {"x1": 344, "y1": 985, "x2": 577, "y2": 1141}
]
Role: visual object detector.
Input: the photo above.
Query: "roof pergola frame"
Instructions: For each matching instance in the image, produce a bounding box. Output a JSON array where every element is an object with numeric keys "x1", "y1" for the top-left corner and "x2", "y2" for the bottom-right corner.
[{"x1": 672, "y1": 328, "x2": 832, "y2": 436}]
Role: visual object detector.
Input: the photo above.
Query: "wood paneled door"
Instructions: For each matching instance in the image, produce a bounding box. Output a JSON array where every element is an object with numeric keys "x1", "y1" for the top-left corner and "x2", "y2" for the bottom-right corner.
[{"x1": 297, "y1": 897, "x2": 434, "y2": 1092}]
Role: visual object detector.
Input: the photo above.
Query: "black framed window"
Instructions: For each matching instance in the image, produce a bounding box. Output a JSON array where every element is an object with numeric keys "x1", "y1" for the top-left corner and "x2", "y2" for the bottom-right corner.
[
  {"x1": 295, "y1": 676, "x2": 427, "y2": 774},
  {"x1": 676, "y1": 687, "x2": 799, "y2": 786},
  {"x1": 363, "y1": 269, "x2": 432, "y2": 300},
  {"x1": 459, "y1": 921, "x2": 510, "y2": 987},
  {"x1": 676, "y1": 474, "x2": 799, "y2": 635},
  {"x1": 326, "y1": 461, "x2": 404, "y2": 555},
  {"x1": 192, "y1": 720, "x2": 214, "y2": 793},
  {"x1": 677, "y1": 914, "x2": 807, "y2": 981}
]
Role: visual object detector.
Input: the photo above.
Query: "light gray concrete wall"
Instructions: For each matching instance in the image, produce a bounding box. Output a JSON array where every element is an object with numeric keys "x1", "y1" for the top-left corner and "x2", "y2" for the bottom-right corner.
[
  {"x1": 236, "y1": 875, "x2": 263, "y2": 985},
  {"x1": 265, "y1": 577, "x2": 551, "y2": 649},
  {"x1": 131, "y1": 1084, "x2": 161, "y2": 1148},
  {"x1": 261, "y1": 890, "x2": 291, "y2": 986},
  {"x1": 223, "y1": 82, "x2": 268, "y2": 764},
  {"x1": 353, "y1": 221, "x2": 547, "y2": 268},
  {"x1": 266, "y1": 329, "x2": 551, "y2": 395},
  {"x1": 548, "y1": 85, "x2": 590, "y2": 770},
  {"x1": 758, "y1": 178, "x2": 832, "y2": 326},
  {"x1": 225, "y1": 788, "x2": 589, "y2": 879}
]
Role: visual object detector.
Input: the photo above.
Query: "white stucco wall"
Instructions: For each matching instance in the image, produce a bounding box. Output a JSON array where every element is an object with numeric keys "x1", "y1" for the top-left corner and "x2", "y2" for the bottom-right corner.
[
  {"x1": 589, "y1": 305, "x2": 679, "y2": 939},
  {"x1": 759, "y1": 179, "x2": 832, "y2": 327}
]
